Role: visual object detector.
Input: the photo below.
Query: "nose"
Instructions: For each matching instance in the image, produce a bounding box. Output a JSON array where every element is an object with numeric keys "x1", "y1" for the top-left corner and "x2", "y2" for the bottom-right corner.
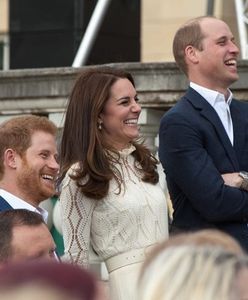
[
  {"x1": 49, "y1": 156, "x2": 60, "y2": 171},
  {"x1": 43, "y1": 251, "x2": 58, "y2": 261},
  {"x1": 131, "y1": 99, "x2": 141, "y2": 113},
  {"x1": 230, "y1": 41, "x2": 240, "y2": 55}
]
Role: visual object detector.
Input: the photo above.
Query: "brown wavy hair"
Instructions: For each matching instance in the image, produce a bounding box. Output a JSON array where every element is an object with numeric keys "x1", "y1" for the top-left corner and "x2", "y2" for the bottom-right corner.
[{"x1": 59, "y1": 67, "x2": 159, "y2": 200}]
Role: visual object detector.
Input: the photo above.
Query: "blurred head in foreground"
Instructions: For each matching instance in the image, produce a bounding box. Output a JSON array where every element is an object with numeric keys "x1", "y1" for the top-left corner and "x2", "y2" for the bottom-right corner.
[
  {"x1": 139, "y1": 230, "x2": 246, "y2": 300},
  {"x1": 0, "y1": 260, "x2": 99, "y2": 300}
]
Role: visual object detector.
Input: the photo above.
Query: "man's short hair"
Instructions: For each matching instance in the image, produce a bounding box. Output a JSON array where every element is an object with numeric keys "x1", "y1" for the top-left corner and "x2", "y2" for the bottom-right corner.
[
  {"x1": 172, "y1": 16, "x2": 217, "y2": 75},
  {"x1": 0, "y1": 209, "x2": 45, "y2": 262},
  {"x1": 0, "y1": 115, "x2": 57, "y2": 178}
]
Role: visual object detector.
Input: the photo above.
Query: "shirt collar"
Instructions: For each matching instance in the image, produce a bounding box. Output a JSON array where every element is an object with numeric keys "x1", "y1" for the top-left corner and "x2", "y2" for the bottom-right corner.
[
  {"x1": 190, "y1": 82, "x2": 233, "y2": 107},
  {"x1": 0, "y1": 189, "x2": 48, "y2": 223}
]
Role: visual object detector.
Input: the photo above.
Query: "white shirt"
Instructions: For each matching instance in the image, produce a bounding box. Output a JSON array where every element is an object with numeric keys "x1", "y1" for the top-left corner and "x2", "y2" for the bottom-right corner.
[
  {"x1": 0, "y1": 189, "x2": 48, "y2": 222},
  {"x1": 190, "y1": 82, "x2": 234, "y2": 145}
]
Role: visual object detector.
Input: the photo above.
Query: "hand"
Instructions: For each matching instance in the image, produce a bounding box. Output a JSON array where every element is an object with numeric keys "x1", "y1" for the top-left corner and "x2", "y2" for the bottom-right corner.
[
  {"x1": 96, "y1": 280, "x2": 109, "y2": 300},
  {"x1": 221, "y1": 172, "x2": 242, "y2": 188}
]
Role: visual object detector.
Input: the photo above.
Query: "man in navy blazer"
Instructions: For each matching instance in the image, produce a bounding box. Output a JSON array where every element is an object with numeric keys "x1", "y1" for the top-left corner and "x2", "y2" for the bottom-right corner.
[
  {"x1": 0, "y1": 115, "x2": 59, "y2": 221},
  {"x1": 0, "y1": 196, "x2": 12, "y2": 211},
  {"x1": 159, "y1": 16, "x2": 248, "y2": 251}
]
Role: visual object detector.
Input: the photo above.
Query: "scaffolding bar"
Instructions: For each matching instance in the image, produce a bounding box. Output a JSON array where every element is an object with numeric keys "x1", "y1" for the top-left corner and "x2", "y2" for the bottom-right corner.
[{"x1": 72, "y1": 0, "x2": 112, "y2": 67}]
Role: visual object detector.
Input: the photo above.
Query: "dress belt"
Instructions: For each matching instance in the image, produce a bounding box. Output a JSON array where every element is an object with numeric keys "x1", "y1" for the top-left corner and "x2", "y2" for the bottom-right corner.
[{"x1": 105, "y1": 244, "x2": 157, "y2": 273}]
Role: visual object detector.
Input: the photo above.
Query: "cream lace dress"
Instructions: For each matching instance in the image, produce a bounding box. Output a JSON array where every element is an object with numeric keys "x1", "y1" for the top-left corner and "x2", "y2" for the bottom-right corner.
[{"x1": 60, "y1": 145, "x2": 168, "y2": 300}]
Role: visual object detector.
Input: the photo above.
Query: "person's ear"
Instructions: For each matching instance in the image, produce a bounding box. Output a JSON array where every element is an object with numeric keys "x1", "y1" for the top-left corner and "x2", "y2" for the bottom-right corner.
[
  {"x1": 4, "y1": 149, "x2": 17, "y2": 169},
  {"x1": 185, "y1": 45, "x2": 199, "y2": 64}
]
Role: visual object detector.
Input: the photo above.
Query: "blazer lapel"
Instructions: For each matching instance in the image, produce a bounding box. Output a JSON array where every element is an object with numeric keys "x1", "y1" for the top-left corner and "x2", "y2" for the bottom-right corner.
[
  {"x1": 231, "y1": 100, "x2": 246, "y2": 157},
  {"x1": 185, "y1": 88, "x2": 239, "y2": 170},
  {"x1": 0, "y1": 196, "x2": 13, "y2": 211}
]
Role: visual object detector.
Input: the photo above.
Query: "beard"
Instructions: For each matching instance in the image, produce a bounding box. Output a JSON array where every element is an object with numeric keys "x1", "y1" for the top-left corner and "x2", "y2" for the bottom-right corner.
[{"x1": 16, "y1": 161, "x2": 56, "y2": 206}]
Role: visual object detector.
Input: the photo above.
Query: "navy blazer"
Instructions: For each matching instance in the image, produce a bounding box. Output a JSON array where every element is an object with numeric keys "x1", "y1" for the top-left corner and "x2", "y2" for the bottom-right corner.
[
  {"x1": 159, "y1": 87, "x2": 248, "y2": 251},
  {"x1": 0, "y1": 196, "x2": 13, "y2": 212}
]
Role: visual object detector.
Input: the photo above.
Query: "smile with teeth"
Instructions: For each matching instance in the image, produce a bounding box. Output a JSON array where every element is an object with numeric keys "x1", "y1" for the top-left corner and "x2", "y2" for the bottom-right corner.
[
  {"x1": 41, "y1": 174, "x2": 55, "y2": 181},
  {"x1": 225, "y1": 59, "x2": 237, "y2": 66},
  {"x1": 124, "y1": 119, "x2": 138, "y2": 125}
]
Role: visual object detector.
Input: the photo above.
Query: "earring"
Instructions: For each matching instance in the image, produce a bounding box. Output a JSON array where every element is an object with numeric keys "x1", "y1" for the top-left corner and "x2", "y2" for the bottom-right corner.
[{"x1": 98, "y1": 121, "x2": 102, "y2": 130}]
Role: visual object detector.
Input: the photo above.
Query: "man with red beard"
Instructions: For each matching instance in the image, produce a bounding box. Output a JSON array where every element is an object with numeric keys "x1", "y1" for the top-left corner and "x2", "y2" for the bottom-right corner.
[{"x1": 0, "y1": 115, "x2": 59, "y2": 222}]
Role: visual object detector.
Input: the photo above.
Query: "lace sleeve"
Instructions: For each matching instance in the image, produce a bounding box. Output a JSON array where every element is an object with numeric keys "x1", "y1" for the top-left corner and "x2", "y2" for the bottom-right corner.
[{"x1": 59, "y1": 172, "x2": 96, "y2": 268}]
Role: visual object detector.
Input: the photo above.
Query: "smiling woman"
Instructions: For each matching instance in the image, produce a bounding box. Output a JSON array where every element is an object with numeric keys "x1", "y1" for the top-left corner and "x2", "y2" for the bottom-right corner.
[
  {"x1": 59, "y1": 67, "x2": 169, "y2": 300},
  {"x1": 99, "y1": 78, "x2": 141, "y2": 150}
]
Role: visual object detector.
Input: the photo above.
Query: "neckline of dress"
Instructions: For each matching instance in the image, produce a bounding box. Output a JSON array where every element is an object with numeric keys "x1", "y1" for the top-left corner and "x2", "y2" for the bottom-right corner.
[{"x1": 118, "y1": 144, "x2": 136, "y2": 156}]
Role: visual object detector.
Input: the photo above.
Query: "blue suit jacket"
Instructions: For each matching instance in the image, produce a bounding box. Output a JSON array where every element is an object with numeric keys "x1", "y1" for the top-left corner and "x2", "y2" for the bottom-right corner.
[
  {"x1": 159, "y1": 87, "x2": 248, "y2": 251},
  {"x1": 0, "y1": 196, "x2": 13, "y2": 212}
]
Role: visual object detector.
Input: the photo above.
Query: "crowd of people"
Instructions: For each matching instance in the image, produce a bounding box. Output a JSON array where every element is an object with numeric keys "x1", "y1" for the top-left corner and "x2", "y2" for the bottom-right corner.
[{"x1": 0, "y1": 15, "x2": 248, "y2": 300}]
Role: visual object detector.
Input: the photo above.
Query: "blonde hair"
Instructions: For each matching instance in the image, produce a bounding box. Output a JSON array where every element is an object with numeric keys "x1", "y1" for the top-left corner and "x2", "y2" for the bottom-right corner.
[
  {"x1": 141, "y1": 229, "x2": 243, "y2": 275},
  {"x1": 138, "y1": 245, "x2": 248, "y2": 300}
]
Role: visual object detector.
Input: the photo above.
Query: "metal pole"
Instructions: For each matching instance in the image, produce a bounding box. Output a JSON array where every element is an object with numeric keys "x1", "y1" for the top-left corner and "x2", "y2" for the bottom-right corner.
[
  {"x1": 3, "y1": 35, "x2": 9, "y2": 70},
  {"x1": 206, "y1": 0, "x2": 215, "y2": 15},
  {"x1": 72, "y1": 0, "x2": 112, "y2": 67}
]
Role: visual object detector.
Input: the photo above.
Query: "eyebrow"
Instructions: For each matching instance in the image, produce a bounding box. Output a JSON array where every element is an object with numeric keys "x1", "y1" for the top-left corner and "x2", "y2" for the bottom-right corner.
[
  {"x1": 39, "y1": 149, "x2": 58, "y2": 156},
  {"x1": 216, "y1": 35, "x2": 235, "y2": 42},
  {"x1": 116, "y1": 96, "x2": 130, "y2": 101},
  {"x1": 116, "y1": 94, "x2": 138, "y2": 101}
]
